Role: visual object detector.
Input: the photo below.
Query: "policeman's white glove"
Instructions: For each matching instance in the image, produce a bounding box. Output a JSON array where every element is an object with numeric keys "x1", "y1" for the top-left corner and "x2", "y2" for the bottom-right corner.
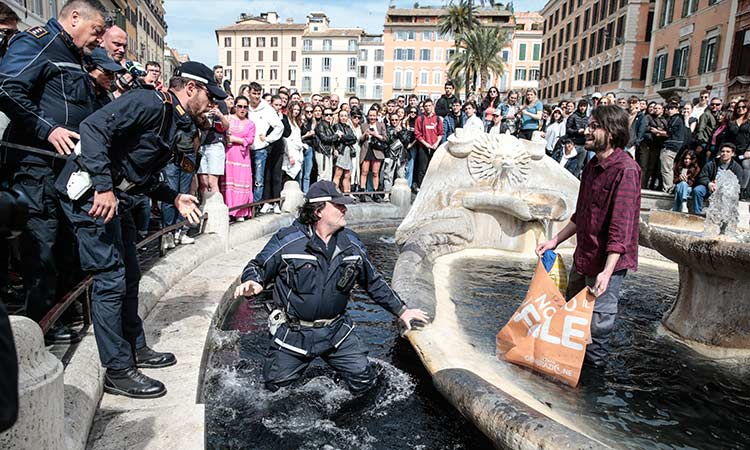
[
  {"x1": 175, "y1": 194, "x2": 202, "y2": 224},
  {"x1": 234, "y1": 280, "x2": 263, "y2": 298},
  {"x1": 399, "y1": 308, "x2": 430, "y2": 331},
  {"x1": 89, "y1": 190, "x2": 118, "y2": 224},
  {"x1": 48, "y1": 127, "x2": 80, "y2": 155}
]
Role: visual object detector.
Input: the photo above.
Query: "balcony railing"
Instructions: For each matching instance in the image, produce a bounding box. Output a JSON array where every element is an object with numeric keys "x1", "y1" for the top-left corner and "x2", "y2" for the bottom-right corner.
[{"x1": 660, "y1": 76, "x2": 688, "y2": 90}]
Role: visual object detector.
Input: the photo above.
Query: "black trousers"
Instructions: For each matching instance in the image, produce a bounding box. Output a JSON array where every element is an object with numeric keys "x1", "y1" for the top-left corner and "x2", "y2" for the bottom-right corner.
[
  {"x1": 12, "y1": 164, "x2": 79, "y2": 322},
  {"x1": 263, "y1": 141, "x2": 285, "y2": 201},
  {"x1": 413, "y1": 144, "x2": 433, "y2": 189},
  {"x1": 61, "y1": 192, "x2": 146, "y2": 369}
]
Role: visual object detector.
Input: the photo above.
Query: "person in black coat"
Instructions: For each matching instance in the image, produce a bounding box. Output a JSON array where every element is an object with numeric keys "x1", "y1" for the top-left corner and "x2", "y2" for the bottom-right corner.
[
  {"x1": 332, "y1": 109, "x2": 357, "y2": 193},
  {"x1": 692, "y1": 143, "x2": 744, "y2": 215},
  {"x1": 314, "y1": 106, "x2": 340, "y2": 182}
]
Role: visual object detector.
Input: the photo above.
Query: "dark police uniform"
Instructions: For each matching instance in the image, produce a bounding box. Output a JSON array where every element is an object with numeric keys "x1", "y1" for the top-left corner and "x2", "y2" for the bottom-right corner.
[
  {"x1": 241, "y1": 220, "x2": 407, "y2": 393},
  {"x1": 55, "y1": 86, "x2": 193, "y2": 369},
  {"x1": 0, "y1": 19, "x2": 96, "y2": 321}
]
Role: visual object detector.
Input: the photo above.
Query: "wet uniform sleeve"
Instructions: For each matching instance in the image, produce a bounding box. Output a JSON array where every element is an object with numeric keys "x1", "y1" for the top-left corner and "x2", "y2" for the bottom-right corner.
[
  {"x1": 241, "y1": 233, "x2": 284, "y2": 286},
  {"x1": 352, "y1": 235, "x2": 407, "y2": 317},
  {"x1": 0, "y1": 34, "x2": 57, "y2": 141},
  {"x1": 79, "y1": 95, "x2": 162, "y2": 192}
]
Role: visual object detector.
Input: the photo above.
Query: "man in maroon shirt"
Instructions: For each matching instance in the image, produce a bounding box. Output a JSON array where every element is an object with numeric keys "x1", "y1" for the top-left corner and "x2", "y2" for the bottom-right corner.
[
  {"x1": 537, "y1": 105, "x2": 641, "y2": 366},
  {"x1": 413, "y1": 98, "x2": 443, "y2": 192}
]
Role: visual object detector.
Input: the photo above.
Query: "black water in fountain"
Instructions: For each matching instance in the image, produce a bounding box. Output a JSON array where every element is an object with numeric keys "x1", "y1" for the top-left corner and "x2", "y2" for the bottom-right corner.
[{"x1": 203, "y1": 228, "x2": 494, "y2": 450}]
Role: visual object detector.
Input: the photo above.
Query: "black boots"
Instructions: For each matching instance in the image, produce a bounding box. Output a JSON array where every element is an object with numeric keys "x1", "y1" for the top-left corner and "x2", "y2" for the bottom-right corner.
[
  {"x1": 44, "y1": 322, "x2": 82, "y2": 345},
  {"x1": 135, "y1": 345, "x2": 177, "y2": 368},
  {"x1": 104, "y1": 367, "x2": 166, "y2": 399}
]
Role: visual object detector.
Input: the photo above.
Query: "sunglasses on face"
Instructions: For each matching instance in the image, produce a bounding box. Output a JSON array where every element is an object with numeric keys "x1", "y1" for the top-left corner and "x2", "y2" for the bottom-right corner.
[
  {"x1": 324, "y1": 113, "x2": 333, "y2": 116},
  {"x1": 235, "y1": 104, "x2": 248, "y2": 109},
  {"x1": 305, "y1": 110, "x2": 313, "y2": 113},
  {"x1": 738, "y1": 105, "x2": 748, "y2": 109},
  {"x1": 711, "y1": 103, "x2": 722, "y2": 106}
]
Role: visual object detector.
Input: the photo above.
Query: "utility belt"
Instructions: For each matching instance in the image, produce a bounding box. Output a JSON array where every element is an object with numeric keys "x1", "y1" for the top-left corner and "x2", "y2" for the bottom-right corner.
[{"x1": 268, "y1": 309, "x2": 342, "y2": 334}]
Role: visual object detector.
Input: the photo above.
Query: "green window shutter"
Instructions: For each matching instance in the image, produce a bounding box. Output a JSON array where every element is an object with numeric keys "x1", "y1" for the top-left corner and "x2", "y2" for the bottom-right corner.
[
  {"x1": 698, "y1": 39, "x2": 708, "y2": 74},
  {"x1": 682, "y1": 0, "x2": 689, "y2": 17},
  {"x1": 533, "y1": 44, "x2": 540, "y2": 61},
  {"x1": 710, "y1": 36, "x2": 721, "y2": 71},
  {"x1": 671, "y1": 49, "x2": 680, "y2": 77},
  {"x1": 519, "y1": 43, "x2": 527, "y2": 61}
]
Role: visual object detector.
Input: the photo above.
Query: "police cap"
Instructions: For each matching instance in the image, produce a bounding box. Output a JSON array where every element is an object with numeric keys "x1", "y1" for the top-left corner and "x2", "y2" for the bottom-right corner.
[
  {"x1": 89, "y1": 48, "x2": 126, "y2": 73},
  {"x1": 174, "y1": 61, "x2": 228, "y2": 100},
  {"x1": 306, "y1": 181, "x2": 354, "y2": 205}
]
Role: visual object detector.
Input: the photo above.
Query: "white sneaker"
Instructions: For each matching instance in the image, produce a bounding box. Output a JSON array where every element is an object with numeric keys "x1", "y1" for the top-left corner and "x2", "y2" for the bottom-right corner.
[
  {"x1": 680, "y1": 201, "x2": 688, "y2": 213},
  {"x1": 176, "y1": 231, "x2": 195, "y2": 245},
  {"x1": 273, "y1": 204, "x2": 281, "y2": 214},
  {"x1": 236, "y1": 216, "x2": 245, "y2": 222},
  {"x1": 260, "y1": 203, "x2": 273, "y2": 214}
]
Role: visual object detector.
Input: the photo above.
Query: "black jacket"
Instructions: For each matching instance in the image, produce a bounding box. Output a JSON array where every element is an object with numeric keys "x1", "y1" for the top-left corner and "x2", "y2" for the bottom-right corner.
[
  {"x1": 664, "y1": 113, "x2": 687, "y2": 153},
  {"x1": 55, "y1": 87, "x2": 193, "y2": 204},
  {"x1": 566, "y1": 110, "x2": 588, "y2": 145},
  {"x1": 696, "y1": 159, "x2": 744, "y2": 187},
  {"x1": 726, "y1": 120, "x2": 750, "y2": 153},
  {"x1": 435, "y1": 94, "x2": 459, "y2": 117},
  {"x1": 315, "y1": 121, "x2": 338, "y2": 156},
  {"x1": 0, "y1": 18, "x2": 97, "y2": 167},
  {"x1": 628, "y1": 111, "x2": 648, "y2": 148}
]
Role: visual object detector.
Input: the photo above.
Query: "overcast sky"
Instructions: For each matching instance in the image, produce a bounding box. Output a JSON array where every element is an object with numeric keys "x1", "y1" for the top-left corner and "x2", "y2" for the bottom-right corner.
[{"x1": 163, "y1": 0, "x2": 547, "y2": 66}]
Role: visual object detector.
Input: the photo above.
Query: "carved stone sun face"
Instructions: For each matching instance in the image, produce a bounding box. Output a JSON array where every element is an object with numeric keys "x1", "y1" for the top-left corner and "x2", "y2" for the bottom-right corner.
[{"x1": 467, "y1": 134, "x2": 531, "y2": 190}]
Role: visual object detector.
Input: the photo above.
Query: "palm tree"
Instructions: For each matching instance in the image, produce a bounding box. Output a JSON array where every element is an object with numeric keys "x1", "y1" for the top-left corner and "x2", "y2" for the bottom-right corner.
[
  {"x1": 447, "y1": 27, "x2": 509, "y2": 97},
  {"x1": 441, "y1": 0, "x2": 499, "y2": 97}
]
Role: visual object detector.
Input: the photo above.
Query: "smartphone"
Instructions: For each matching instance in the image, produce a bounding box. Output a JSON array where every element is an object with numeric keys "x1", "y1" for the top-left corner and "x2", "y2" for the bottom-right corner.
[{"x1": 680, "y1": 168, "x2": 688, "y2": 177}]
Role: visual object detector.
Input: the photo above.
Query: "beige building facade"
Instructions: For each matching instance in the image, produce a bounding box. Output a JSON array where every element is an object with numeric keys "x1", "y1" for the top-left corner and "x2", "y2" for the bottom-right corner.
[
  {"x1": 644, "y1": 0, "x2": 739, "y2": 102},
  {"x1": 216, "y1": 12, "x2": 304, "y2": 96},
  {"x1": 540, "y1": 0, "x2": 653, "y2": 103},
  {"x1": 504, "y1": 12, "x2": 543, "y2": 93}
]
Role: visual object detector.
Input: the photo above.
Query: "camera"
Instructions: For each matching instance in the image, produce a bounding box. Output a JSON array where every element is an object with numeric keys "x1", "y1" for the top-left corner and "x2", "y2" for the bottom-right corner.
[{"x1": 113, "y1": 60, "x2": 148, "y2": 92}]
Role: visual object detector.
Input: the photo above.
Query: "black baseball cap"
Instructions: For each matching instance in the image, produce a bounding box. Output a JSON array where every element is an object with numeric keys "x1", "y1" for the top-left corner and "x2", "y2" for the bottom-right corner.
[
  {"x1": 174, "y1": 61, "x2": 228, "y2": 100},
  {"x1": 89, "y1": 48, "x2": 125, "y2": 73},
  {"x1": 305, "y1": 180, "x2": 354, "y2": 205}
]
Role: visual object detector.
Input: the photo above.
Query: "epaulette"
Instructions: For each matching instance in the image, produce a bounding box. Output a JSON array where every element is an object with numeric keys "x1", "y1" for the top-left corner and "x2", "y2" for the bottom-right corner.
[{"x1": 27, "y1": 26, "x2": 49, "y2": 39}]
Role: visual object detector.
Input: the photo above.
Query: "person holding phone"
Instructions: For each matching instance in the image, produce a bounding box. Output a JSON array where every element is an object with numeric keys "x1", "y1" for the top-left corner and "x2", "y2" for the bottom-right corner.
[{"x1": 671, "y1": 150, "x2": 701, "y2": 213}]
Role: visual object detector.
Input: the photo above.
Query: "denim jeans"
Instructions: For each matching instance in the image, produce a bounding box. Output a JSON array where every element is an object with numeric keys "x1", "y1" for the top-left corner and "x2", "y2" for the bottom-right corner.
[
  {"x1": 692, "y1": 184, "x2": 710, "y2": 215},
  {"x1": 672, "y1": 181, "x2": 692, "y2": 212},
  {"x1": 406, "y1": 147, "x2": 417, "y2": 187},
  {"x1": 161, "y1": 163, "x2": 194, "y2": 228},
  {"x1": 253, "y1": 147, "x2": 268, "y2": 201},
  {"x1": 299, "y1": 145, "x2": 314, "y2": 193}
]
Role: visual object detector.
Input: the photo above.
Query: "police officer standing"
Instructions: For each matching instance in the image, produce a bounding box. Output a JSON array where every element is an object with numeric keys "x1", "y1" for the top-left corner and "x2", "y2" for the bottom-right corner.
[
  {"x1": 55, "y1": 62, "x2": 225, "y2": 398},
  {"x1": 234, "y1": 180, "x2": 429, "y2": 393},
  {"x1": 0, "y1": 0, "x2": 106, "y2": 342}
]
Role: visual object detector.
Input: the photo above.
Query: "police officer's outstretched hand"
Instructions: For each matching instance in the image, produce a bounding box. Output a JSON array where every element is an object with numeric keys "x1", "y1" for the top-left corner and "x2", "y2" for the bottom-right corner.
[
  {"x1": 47, "y1": 127, "x2": 80, "y2": 155},
  {"x1": 89, "y1": 190, "x2": 118, "y2": 224},
  {"x1": 175, "y1": 194, "x2": 203, "y2": 224},
  {"x1": 234, "y1": 280, "x2": 263, "y2": 299},
  {"x1": 399, "y1": 308, "x2": 430, "y2": 332}
]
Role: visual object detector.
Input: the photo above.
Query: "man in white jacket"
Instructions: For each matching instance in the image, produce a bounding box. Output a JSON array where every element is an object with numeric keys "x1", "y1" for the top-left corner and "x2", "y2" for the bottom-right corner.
[{"x1": 247, "y1": 82, "x2": 283, "y2": 202}]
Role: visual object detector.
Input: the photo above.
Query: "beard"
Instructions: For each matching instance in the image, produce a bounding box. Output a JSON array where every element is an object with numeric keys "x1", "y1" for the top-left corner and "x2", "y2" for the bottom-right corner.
[
  {"x1": 185, "y1": 95, "x2": 208, "y2": 123},
  {"x1": 584, "y1": 132, "x2": 610, "y2": 153}
]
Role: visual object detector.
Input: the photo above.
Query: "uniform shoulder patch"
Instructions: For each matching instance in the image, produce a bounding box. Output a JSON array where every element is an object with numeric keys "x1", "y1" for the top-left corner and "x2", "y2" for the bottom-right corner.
[
  {"x1": 175, "y1": 104, "x2": 186, "y2": 116},
  {"x1": 27, "y1": 26, "x2": 49, "y2": 39}
]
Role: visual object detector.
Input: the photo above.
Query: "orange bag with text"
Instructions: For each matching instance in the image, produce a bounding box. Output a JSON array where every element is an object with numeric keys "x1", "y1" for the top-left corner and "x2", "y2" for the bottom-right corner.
[{"x1": 496, "y1": 258, "x2": 596, "y2": 387}]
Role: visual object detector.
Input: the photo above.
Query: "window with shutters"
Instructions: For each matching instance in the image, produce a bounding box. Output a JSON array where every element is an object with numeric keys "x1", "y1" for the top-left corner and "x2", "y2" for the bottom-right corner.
[
  {"x1": 224, "y1": 37, "x2": 232, "y2": 47},
  {"x1": 375, "y1": 66, "x2": 384, "y2": 79},
  {"x1": 533, "y1": 43, "x2": 541, "y2": 61},
  {"x1": 374, "y1": 85, "x2": 382, "y2": 99},
  {"x1": 347, "y1": 77, "x2": 356, "y2": 93},
  {"x1": 515, "y1": 68, "x2": 527, "y2": 80},
  {"x1": 322, "y1": 39, "x2": 332, "y2": 51},
  {"x1": 270, "y1": 69, "x2": 277, "y2": 80},
  {"x1": 302, "y1": 77, "x2": 311, "y2": 92},
  {"x1": 519, "y1": 43, "x2": 527, "y2": 61},
  {"x1": 288, "y1": 69, "x2": 296, "y2": 86},
  {"x1": 681, "y1": 0, "x2": 698, "y2": 17},
  {"x1": 257, "y1": 37, "x2": 266, "y2": 47},
  {"x1": 433, "y1": 71, "x2": 442, "y2": 85},
  {"x1": 652, "y1": 53, "x2": 668, "y2": 82},
  {"x1": 375, "y1": 49, "x2": 384, "y2": 61},
  {"x1": 420, "y1": 70, "x2": 428, "y2": 85},
  {"x1": 348, "y1": 39, "x2": 357, "y2": 51},
  {"x1": 530, "y1": 68, "x2": 541, "y2": 81},
  {"x1": 303, "y1": 39, "x2": 312, "y2": 51},
  {"x1": 303, "y1": 57, "x2": 311, "y2": 71},
  {"x1": 699, "y1": 35, "x2": 720, "y2": 74},
  {"x1": 660, "y1": 0, "x2": 674, "y2": 27},
  {"x1": 672, "y1": 42, "x2": 690, "y2": 76},
  {"x1": 241, "y1": 69, "x2": 248, "y2": 80},
  {"x1": 256, "y1": 68, "x2": 264, "y2": 80},
  {"x1": 404, "y1": 70, "x2": 414, "y2": 89},
  {"x1": 358, "y1": 65, "x2": 367, "y2": 78},
  {"x1": 729, "y1": 30, "x2": 750, "y2": 78},
  {"x1": 321, "y1": 77, "x2": 331, "y2": 92},
  {"x1": 394, "y1": 70, "x2": 402, "y2": 89},
  {"x1": 322, "y1": 57, "x2": 331, "y2": 72},
  {"x1": 270, "y1": 37, "x2": 278, "y2": 47},
  {"x1": 242, "y1": 37, "x2": 251, "y2": 47},
  {"x1": 420, "y1": 48, "x2": 431, "y2": 61},
  {"x1": 348, "y1": 57, "x2": 356, "y2": 72}
]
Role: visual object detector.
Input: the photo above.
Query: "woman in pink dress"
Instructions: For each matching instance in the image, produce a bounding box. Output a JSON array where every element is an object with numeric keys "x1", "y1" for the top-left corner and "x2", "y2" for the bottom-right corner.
[{"x1": 221, "y1": 95, "x2": 256, "y2": 220}]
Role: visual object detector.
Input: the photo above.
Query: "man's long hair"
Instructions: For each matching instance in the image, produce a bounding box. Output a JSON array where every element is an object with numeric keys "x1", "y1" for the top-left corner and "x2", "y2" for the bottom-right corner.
[
  {"x1": 591, "y1": 104, "x2": 630, "y2": 150},
  {"x1": 297, "y1": 201, "x2": 325, "y2": 225}
]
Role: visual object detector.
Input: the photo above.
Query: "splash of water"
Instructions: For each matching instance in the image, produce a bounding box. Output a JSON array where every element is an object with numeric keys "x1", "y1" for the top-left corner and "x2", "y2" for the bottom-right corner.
[{"x1": 704, "y1": 170, "x2": 741, "y2": 238}]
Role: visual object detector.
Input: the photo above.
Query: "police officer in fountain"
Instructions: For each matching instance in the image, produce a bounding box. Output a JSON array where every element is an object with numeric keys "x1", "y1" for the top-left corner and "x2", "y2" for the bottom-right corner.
[
  {"x1": 234, "y1": 180, "x2": 430, "y2": 394},
  {"x1": 54, "y1": 61, "x2": 226, "y2": 398}
]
